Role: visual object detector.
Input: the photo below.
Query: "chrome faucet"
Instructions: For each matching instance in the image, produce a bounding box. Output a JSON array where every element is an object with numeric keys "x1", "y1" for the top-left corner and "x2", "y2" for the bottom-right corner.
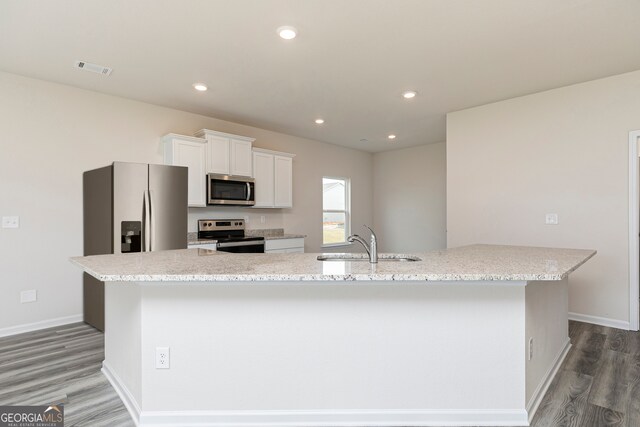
[{"x1": 347, "y1": 225, "x2": 378, "y2": 263}]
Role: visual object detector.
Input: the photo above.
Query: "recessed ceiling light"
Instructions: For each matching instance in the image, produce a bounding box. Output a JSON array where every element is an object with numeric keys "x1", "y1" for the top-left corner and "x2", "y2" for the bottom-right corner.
[
  {"x1": 193, "y1": 83, "x2": 208, "y2": 92},
  {"x1": 388, "y1": 134, "x2": 397, "y2": 140},
  {"x1": 402, "y1": 90, "x2": 417, "y2": 99},
  {"x1": 277, "y1": 26, "x2": 297, "y2": 40},
  {"x1": 315, "y1": 118, "x2": 325, "y2": 124}
]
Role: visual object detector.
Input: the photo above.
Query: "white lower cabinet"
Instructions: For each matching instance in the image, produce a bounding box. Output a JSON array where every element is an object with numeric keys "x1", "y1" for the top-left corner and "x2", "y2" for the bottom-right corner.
[
  {"x1": 162, "y1": 134, "x2": 207, "y2": 207},
  {"x1": 188, "y1": 243, "x2": 217, "y2": 250},
  {"x1": 252, "y1": 148, "x2": 295, "y2": 208},
  {"x1": 265, "y1": 238, "x2": 305, "y2": 253}
]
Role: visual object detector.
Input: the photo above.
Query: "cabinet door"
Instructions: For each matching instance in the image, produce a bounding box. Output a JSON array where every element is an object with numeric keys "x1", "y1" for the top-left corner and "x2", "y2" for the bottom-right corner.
[
  {"x1": 172, "y1": 139, "x2": 207, "y2": 207},
  {"x1": 230, "y1": 139, "x2": 253, "y2": 177},
  {"x1": 207, "y1": 135, "x2": 230, "y2": 175},
  {"x1": 274, "y1": 155, "x2": 293, "y2": 208},
  {"x1": 253, "y1": 151, "x2": 274, "y2": 207},
  {"x1": 286, "y1": 247, "x2": 305, "y2": 253},
  {"x1": 265, "y1": 237, "x2": 304, "y2": 251}
]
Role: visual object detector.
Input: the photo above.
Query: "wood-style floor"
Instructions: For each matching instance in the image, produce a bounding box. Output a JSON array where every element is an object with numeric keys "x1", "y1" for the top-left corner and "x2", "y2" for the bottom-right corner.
[
  {"x1": 531, "y1": 321, "x2": 640, "y2": 427},
  {"x1": 0, "y1": 323, "x2": 133, "y2": 426},
  {"x1": 0, "y1": 321, "x2": 638, "y2": 426}
]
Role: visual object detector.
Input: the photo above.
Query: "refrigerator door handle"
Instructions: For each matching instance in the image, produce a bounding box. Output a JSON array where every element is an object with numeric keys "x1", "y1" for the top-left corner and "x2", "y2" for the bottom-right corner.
[
  {"x1": 149, "y1": 190, "x2": 154, "y2": 251},
  {"x1": 246, "y1": 182, "x2": 251, "y2": 201},
  {"x1": 143, "y1": 190, "x2": 151, "y2": 252}
]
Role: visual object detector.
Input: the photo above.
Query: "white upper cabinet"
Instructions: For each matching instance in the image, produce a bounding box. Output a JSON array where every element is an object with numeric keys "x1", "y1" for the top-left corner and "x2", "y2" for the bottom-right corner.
[
  {"x1": 253, "y1": 151, "x2": 274, "y2": 207},
  {"x1": 194, "y1": 129, "x2": 255, "y2": 177},
  {"x1": 207, "y1": 134, "x2": 230, "y2": 175},
  {"x1": 252, "y1": 148, "x2": 295, "y2": 208},
  {"x1": 230, "y1": 138, "x2": 253, "y2": 176},
  {"x1": 274, "y1": 155, "x2": 293, "y2": 208},
  {"x1": 162, "y1": 134, "x2": 207, "y2": 207}
]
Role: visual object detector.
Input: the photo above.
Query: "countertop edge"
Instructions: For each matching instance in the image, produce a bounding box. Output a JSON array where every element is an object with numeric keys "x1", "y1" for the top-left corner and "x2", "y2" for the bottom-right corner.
[{"x1": 69, "y1": 245, "x2": 597, "y2": 284}]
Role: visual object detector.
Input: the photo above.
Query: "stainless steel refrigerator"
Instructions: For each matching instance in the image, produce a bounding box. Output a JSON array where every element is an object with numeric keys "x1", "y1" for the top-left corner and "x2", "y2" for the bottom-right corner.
[{"x1": 83, "y1": 162, "x2": 188, "y2": 331}]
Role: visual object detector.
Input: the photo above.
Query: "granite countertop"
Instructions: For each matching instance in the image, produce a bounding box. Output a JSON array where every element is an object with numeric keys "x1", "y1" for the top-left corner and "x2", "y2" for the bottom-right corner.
[
  {"x1": 244, "y1": 228, "x2": 306, "y2": 240},
  {"x1": 187, "y1": 238, "x2": 218, "y2": 246},
  {"x1": 70, "y1": 244, "x2": 595, "y2": 283},
  {"x1": 261, "y1": 233, "x2": 306, "y2": 240}
]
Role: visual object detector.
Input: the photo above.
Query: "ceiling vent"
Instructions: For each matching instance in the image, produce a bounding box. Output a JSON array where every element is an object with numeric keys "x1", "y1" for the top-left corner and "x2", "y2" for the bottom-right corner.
[{"x1": 74, "y1": 60, "x2": 112, "y2": 76}]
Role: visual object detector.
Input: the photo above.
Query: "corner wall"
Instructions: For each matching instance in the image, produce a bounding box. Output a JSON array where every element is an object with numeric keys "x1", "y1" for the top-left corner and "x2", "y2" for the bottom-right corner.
[
  {"x1": 447, "y1": 70, "x2": 640, "y2": 326},
  {"x1": 373, "y1": 143, "x2": 447, "y2": 252},
  {"x1": 0, "y1": 71, "x2": 372, "y2": 332}
]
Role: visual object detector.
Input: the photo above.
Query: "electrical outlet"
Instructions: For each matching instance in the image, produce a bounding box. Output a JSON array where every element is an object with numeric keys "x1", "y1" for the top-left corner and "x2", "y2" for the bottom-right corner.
[
  {"x1": 528, "y1": 338, "x2": 534, "y2": 360},
  {"x1": 545, "y1": 213, "x2": 558, "y2": 225},
  {"x1": 156, "y1": 347, "x2": 170, "y2": 369},
  {"x1": 260, "y1": 215, "x2": 266, "y2": 224},
  {"x1": 2, "y1": 216, "x2": 19, "y2": 229},
  {"x1": 20, "y1": 290, "x2": 37, "y2": 303}
]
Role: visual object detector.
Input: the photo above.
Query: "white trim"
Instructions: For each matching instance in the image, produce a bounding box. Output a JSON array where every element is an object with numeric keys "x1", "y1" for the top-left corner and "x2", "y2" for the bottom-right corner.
[
  {"x1": 526, "y1": 339, "x2": 571, "y2": 423},
  {"x1": 136, "y1": 408, "x2": 528, "y2": 427},
  {"x1": 161, "y1": 133, "x2": 206, "y2": 144},
  {"x1": 569, "y1": 312, "x2": 630, "y2": 330},
  {"x1": 629, "y1": 129, "x2": 640, "y2": 331},
  {"x1": 0, "y1": 314, "x2": 83, "y2": 338},
  {"x1": 252, "y1": 147, "x2": 295, "y2": 158},
  {"x1": 194, "y1": 129, "x2": 256, "y2": 143},
  {"x1": 102, "y1": 361, "x2": 527, "y2": 427},
  {"x1": 102, "y1": 361, "x2": 141, "y2": 426}
]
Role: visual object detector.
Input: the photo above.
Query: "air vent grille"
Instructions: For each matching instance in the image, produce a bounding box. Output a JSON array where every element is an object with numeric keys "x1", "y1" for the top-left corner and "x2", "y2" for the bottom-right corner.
[{"x1": 74, "y1": 60, "x2": 112, "y2": 76}]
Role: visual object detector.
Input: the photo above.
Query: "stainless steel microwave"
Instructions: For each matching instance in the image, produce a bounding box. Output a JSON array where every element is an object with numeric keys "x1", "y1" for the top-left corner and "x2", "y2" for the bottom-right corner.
[{"x1": 207, "y1": 173, "x2": 255, "y2": 206}]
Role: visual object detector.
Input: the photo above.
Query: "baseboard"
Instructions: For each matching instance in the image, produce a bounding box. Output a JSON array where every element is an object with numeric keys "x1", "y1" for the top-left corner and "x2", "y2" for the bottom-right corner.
[
  {"x1": 569, "y1": 312, "x2": 630, "y2": 330},
  {"x1": 526, "y1": 338, "x2": 571, "y2": 423},
  {"x1": 102, "y1": 361, "x2": 141, "y2": 426},
  {"x1": 0, "y1": 314, "x2": 83, "y2": 338},
  {"x1": 137, "y1": 408, "x2": 528, "y2": 426},
  {"x1": 102, "y1": 361, "x2": 527, "y2": 427}
]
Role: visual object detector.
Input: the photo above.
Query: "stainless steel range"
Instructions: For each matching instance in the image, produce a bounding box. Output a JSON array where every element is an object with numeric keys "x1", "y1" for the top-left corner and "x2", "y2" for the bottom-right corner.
[{"x1": 198, "y1": 219, "x2": 265, "y2": 253}]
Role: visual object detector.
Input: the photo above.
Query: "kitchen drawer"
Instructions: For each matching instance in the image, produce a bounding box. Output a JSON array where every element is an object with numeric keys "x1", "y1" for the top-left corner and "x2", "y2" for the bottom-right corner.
[
  {"x1": 264, "y1": 238, "x2": 304, "y2": 252},
  {"x1": 265, "y1": 247, "x2": 304, "y2": 254},
  {"x1": 188, "y1": 243, "x2": 217, "y2": 250}
]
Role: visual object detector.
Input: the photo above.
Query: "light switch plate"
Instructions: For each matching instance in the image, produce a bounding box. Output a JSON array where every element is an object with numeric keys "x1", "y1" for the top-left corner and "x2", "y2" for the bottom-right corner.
[
  {"x1": 20, "y1": 289, "x2": 37, "y2": 303},
  {"x1": 2, "y1": 216, "x2": 19, "y2": 228},
  {"x1": 545, "y1": 213, "x2": 558, "y2": 225}
]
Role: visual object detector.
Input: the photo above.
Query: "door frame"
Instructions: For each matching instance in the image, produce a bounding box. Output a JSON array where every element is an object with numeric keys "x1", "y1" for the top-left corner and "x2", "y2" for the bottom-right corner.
[{"x1": 628, "y1": 130, "x2": 640, "y2": 331}]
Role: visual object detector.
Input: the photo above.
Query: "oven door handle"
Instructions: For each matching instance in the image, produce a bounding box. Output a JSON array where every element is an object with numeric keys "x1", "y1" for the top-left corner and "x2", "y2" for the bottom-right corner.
[
  {"x1": 217, "y1": 241, "x2": 265, "y2": 248},
  {"x1": 246, "y1": 182, "x2": 251, "y2": 201}
]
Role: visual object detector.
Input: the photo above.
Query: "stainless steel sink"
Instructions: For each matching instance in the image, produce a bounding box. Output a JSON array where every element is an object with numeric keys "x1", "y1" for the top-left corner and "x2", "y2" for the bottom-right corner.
[{"x1": 317, "y1": 254, "x2": 421, "y2": 262}]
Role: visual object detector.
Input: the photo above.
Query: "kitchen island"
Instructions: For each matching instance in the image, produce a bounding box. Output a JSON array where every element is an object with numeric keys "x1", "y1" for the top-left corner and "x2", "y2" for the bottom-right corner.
[{"x1": 71, "y1": 244, "x2": 595, "y2": 427}]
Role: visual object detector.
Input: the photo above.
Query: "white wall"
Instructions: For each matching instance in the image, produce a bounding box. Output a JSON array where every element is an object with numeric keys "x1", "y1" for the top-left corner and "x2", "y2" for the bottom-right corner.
[
  {"x1": 0, "y1": 71, "x2": 373, "y2": 332},
  {"x1": 447, "y1": 70, "x2": 640, "y2": 326},
  {"x1": 373, "y1": 143, "x2": 447, "y2": 252}
]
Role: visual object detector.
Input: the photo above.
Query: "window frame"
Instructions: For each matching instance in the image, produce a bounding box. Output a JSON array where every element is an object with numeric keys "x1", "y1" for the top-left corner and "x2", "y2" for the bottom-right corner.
[{"x1": 321, "y1": 176, "x2": 351, "y2": 248}]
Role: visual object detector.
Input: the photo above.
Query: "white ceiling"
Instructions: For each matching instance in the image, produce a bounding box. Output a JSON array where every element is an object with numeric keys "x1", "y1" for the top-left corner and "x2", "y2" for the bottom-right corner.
[{"x1": 1, "y1": 0, "x2": 640, "y2": 152}]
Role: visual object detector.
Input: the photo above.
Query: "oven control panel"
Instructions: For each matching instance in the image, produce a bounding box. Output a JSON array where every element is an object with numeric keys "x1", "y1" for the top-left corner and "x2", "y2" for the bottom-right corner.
[{"x1": 198, "y1": 219, "x2": 245, "y2": 232}]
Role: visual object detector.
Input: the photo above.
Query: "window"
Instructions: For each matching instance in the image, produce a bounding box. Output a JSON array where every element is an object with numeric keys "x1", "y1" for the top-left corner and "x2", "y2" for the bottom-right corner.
[{"x1": 322, "y1": 177, "x2": 350, "y2": 246}]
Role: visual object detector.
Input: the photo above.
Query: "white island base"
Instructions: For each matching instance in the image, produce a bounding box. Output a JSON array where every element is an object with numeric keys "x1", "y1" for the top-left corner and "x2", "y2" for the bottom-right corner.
[{"x1": 103, "y1": 279, "x2": 569, "y2": 427}]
